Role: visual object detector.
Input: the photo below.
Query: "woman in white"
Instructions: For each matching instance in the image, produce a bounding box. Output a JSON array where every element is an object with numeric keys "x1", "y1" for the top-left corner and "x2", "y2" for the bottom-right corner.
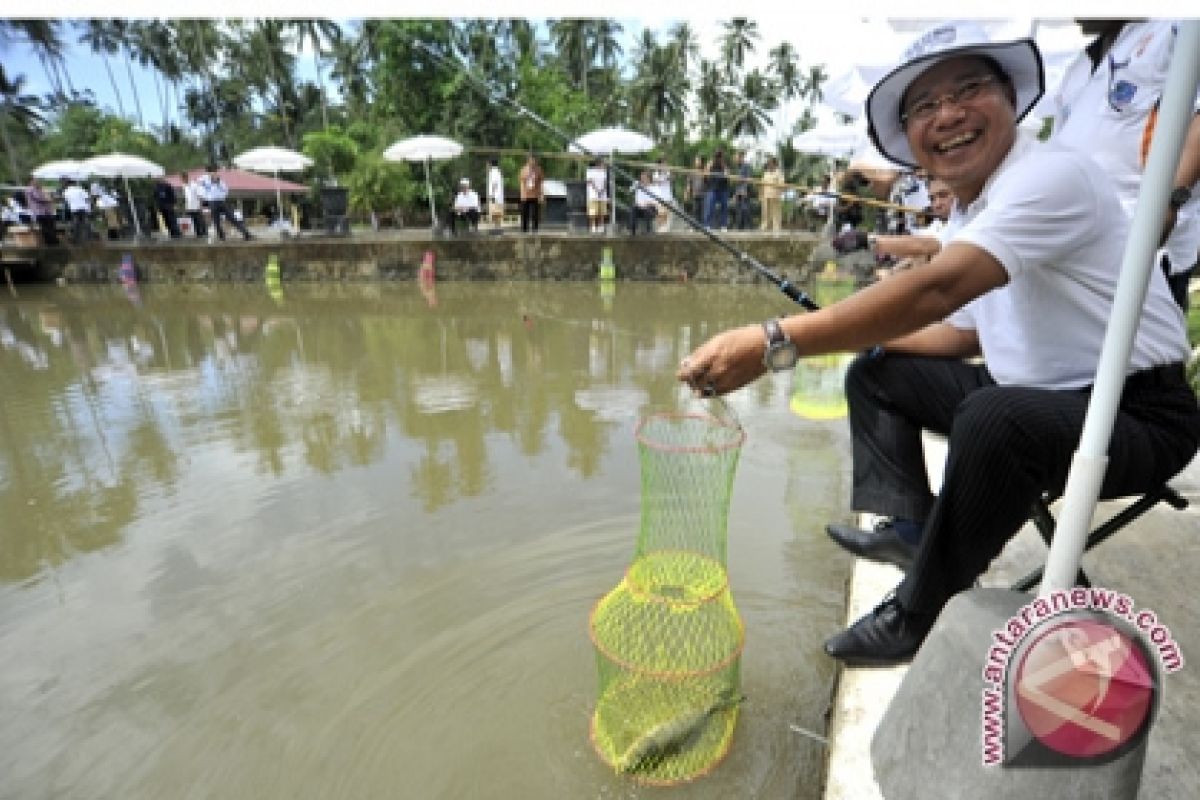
[
  {"x1": 487, "y1": 159, "x2": 505, "y2": 231},
  {"x1": 585, "y1": 158, "x2": 608, "y2": 234},
  {"x1": 651, "y1": 159, "x2": 673, "y2": 232}
]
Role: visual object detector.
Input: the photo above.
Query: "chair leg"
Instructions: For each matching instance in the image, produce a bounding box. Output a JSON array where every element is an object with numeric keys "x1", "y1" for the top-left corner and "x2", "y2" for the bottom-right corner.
[{"x1": 1008, "y1": 487, "x2": 1187, "y2": 593}]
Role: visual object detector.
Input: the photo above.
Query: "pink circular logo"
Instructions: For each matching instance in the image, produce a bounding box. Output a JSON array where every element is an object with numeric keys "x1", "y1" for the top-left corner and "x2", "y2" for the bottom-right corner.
[{"x1": 1013, "y1": 617, "x2": 1155, "y2": 760}]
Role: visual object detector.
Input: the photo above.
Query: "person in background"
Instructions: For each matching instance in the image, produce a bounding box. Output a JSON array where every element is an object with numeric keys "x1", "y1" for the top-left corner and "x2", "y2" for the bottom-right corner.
[
  {"x1": 518, "y1": 152, "x2": 544, "y2": 233},
  {"x1": 732, "y1": 150, "x2": 753, "y2": 230},
  {"x1": 181, "y1": 172, "x2": 207, "y2": 239},
  {"x1": 0, "y1": 195, "x2": 20, "y2": 241},
  {"x1": 153, "y1": 176, "x2": 181, "y2": 239},
  {"x1": 651, "y1": 157, "x2": 674, "y2": 232},
  {"x1": 759, "y1": 156, "x2": 785, "y2": 233},
  {"x1": 677, "y1": 21, "x2": 1199, "y2": 667},
  {"x1": 630, "y1": 171, "x2": 659, "y2": 235},
  {"x1": 585, "y1": 157, "x2": 609, "y2": 234},
  {"x1": 448, "y1": 178, "x2": 481, "y2": 235},
  {"x1": 487, "y1": 158, "x2": 505, "y2": 231},
  {"x1": 95, "y1": 186, "x2": 122, "y2": 241},
  {"x1": 200, "y1": 165, "x2": 252, "y2": 242},
  {"x1": 704, "y1": 149, "x2": 729, "y2": 230},
  {"x1": 25, "y1": 176, "x2": 58, "y2": 247},
  {"x1": 686, "y1": 154, "x2": 707, "y2": 223},
  {"x1": 62, "y1": 179, "x2": 93, "y2": 244},
  {"x1": 1050, "y1": 18, "x2": 1200, "y2": 311}
]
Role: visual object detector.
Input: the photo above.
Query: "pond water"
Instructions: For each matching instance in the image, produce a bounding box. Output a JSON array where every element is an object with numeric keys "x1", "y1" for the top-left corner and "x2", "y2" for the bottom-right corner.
[{"x1": 0, "y1": 279, "x2": 858, "y2": 799}]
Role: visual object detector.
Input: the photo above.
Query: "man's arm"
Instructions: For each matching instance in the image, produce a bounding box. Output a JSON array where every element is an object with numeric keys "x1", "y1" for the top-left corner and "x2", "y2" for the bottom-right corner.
[
  {"x1": 1162, "y1": 112, "x2": 1200, "y2": 245},
  {"x1": 883, "y1": 321, "x2": 980, "y2": 358},
  {"x1": 677, "y1": 241, "x2": 1006, "y2": 394},
  {"x1": 874, "y1": 234, "x2": 943, "y2": 259}
]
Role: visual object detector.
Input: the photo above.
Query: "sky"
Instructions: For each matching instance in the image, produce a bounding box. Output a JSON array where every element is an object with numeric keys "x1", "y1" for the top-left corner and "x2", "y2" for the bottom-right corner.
[{"x1": 0, "y1": 8, "x2": 1168, "y2": 143}]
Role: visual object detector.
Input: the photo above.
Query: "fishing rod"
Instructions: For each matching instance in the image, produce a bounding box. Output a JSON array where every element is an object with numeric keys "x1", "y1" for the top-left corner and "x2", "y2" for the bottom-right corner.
[{"x1": 410, "y1": 38, "x2": 820, "y2": 312}]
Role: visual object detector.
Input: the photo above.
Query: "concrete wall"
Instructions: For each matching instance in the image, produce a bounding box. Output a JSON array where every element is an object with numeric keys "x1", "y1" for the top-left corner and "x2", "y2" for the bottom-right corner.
[{"x1": 9, "y1": 233, "x2": 822, "y2": 287}]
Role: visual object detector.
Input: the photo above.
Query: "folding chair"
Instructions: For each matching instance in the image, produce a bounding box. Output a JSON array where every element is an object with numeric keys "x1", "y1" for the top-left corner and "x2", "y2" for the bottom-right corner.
[{"x1": 1009, "y1": 485, "x2": 1190, "y2": 592}]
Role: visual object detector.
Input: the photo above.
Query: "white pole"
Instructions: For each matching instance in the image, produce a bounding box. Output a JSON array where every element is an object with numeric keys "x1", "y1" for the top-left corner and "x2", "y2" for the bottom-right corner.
[
  {"x1": 124, "y1": 174, "x2": 142, "y2": 239},
  {"x1": 426, "y1": 157, "x2": 436, "y2": 232},
  {"x1": 275, "y1": 168, "x2": 283, "y2": 231},
  {"x1": 1041, "y1": 21, "x2": 1200, "y2": 592},
  {"x1": 609, "y1": 148, "x2": 616, "y2": 233}
]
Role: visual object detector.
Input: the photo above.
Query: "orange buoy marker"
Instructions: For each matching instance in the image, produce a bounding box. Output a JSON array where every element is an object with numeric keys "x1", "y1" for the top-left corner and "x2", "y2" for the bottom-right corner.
[{"x1": 419, "y1": 250, "x2": 436, "y2": 283}]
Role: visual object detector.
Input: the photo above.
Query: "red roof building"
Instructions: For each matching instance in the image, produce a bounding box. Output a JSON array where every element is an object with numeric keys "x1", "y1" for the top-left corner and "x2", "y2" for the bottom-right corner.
[{"x1": 166, "y1": 167, "x2": 309, "y2": 197}]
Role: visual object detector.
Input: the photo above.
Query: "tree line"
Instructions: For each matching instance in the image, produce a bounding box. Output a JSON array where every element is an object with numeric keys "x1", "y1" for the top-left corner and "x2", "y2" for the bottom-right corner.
[{"x1": 1, "y1": 18, "x2": 833, "y2": 222}]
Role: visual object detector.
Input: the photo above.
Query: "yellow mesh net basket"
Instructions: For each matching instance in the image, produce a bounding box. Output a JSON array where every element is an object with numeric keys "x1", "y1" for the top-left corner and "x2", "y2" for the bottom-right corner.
[
  {"x1": 589, "y1": 411, "x2": 748, "y2": 785},
  {"x1": 589, "y1": 552, "x2": 744, "y2": 784}
]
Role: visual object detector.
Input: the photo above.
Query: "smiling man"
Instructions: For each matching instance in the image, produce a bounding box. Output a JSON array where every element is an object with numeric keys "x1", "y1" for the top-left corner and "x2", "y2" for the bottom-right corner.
[{"x1": 675, "y1": 22, "x2": 1200, "y2": 667}]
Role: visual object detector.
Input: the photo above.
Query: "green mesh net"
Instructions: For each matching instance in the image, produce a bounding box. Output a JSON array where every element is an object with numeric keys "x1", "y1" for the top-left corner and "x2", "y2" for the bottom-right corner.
[{"x1": 590, "y1": 411, "x2": 747, "y2": 785}]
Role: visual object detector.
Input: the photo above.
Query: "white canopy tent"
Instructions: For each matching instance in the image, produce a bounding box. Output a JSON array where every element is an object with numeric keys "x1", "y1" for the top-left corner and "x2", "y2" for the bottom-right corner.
[
  {"x1": 570, "y1": 126, "x2": 654, "y2": 230},
  {"x1": 81, "y1": 153, "x2": 164, "y2": 239},
  {"x1": 233, "y1": 146, "x2": 313, "y2": 233},
  {"x1": 382, "y1": 135, "x2": 464, "y2": 231}
]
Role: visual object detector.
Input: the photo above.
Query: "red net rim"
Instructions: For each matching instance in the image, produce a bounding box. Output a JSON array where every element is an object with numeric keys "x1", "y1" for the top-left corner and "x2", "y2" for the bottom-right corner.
[{"x1": 634, "y1": 411, "x2": 746, "y2": 454}]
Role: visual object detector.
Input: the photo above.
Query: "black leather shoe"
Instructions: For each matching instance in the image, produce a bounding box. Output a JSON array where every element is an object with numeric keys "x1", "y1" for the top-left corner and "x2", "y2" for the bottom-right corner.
[
  {"x1": 826, "y1": 519, "x2": 918, "y2": 572},
  {"x1": 823, "y1": 594, "x2": 934, "y2": 667}
]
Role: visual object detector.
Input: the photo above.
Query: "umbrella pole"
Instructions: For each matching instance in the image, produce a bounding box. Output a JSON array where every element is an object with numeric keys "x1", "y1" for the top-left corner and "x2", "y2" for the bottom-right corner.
[
  {"x1": 609, "y1": 149, "x2": 616, "y2": 233},
  {"x1": 275, "y1": 169, "x2": 283, "y2": 233},
  {"x1": 124, "y1": 175, "x2": 142, "y2": 239},
  {"x1": 426, "y1": 158, "x2": 437, "y2": 233}
]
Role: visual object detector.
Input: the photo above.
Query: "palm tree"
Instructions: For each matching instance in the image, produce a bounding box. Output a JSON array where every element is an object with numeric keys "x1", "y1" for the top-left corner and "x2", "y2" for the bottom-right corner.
[
  {"x1": 719, "y1": 18, "x2": 760, "y2": 77},
  {"x1": 592, "y1": 19, "x2": 624, "y2": 72},
  {"x1": 77, "y1": 20, "x2": 127, "y2": 120},
  {"x1": 549, "y1": 19, "x2": 592, "y2": 97},
  {"x1": 108, "y1": 20, "x2": 146, "y2": 129},
  {"x1": 805, "y1": 64, "x2": 829, "y2": 108},
  {"x1": 171, "y1": 19, "x2": 223, "y2": 143},
  {"x1": 2, "y1": 20, "x2": 70, "y2": 107},
  {"x1": 629, "y1": 39, "x2": 689, "y2": 141},
  {"x1": 289, "y1": 19, "x2": 340, "y2": 131},
  {"x1": 696, "y1": 58, "x2": 727, "y2": 138},
  {"x1": 496, "y1": 19, "x2": 538, "y2": 63},
  {"x1": 328, "y1": 35, "x2": 371, "y2": 120},
  {"x1": 0, "y1": 66, "x2": 45, "y2": 180},
  {"x1": 246, "y1": 19, "x2": 299, "y2": 145},
  {"x1": 667, "y1": 21, "x2": 700, "y2": 76},
  {"x1": 768, "y1": 41, "x2": 802, "y2": 147},
  {"x1": 727, "y1": 68, "x2": 778, "y2": 139}
]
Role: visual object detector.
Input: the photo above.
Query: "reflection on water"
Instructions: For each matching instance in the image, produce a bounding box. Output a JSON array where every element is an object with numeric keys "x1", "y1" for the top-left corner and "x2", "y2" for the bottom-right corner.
[{"x1": 0, "y1": 281, "x2": 855, "y2": 799}]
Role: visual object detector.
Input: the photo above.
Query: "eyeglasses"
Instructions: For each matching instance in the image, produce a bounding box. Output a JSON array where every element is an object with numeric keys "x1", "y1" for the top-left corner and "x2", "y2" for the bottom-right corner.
[{"x1": 900, "y1": 75, "x2": 1001, "y2": 127}]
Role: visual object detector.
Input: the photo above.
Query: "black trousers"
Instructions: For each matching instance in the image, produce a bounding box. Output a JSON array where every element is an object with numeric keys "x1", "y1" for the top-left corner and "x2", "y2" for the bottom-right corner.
[
  {"x1": 36, "y1": 214, "x2": 59, "y2": 246},
  {"x1": 520, "y1": 199, "x2": 539, "y2": 232},
  {"x1": 630, "y1": 205, "x2": 657, "y2": 234},
  {"x1": 842, "y1": 352, "x2": 1200, "y2": 616},
  {"x1": 449, "y1": 209, "x2": 480, "y2": 234},
  {"x1": 158, "y1": 205, "x2": 181, "y2": 238},
  {"x1": 209, "y1": 201, "x2": 250, "y2": 240},
  {"x1": 188, "y1": 210, "x2": 207, "y2": 237}
]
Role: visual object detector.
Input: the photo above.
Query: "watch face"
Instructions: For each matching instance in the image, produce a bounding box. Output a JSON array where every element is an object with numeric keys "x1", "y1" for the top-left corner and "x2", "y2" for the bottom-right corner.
[
  {"x1": 1170, "y1": 186, "x2": 1192, "y2": 209},
  {"x1": 767, "y1": 343, "x2": 799, "y2": 371}
]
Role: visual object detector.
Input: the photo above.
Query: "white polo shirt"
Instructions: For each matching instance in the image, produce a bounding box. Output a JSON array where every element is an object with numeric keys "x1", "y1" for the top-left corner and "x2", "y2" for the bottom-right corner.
[
  {"x1": 586, "y1": 166, "x2": 608, "y2": 202},
  {"x1": 453, "y1": 189, "x2": 480, "y2": 213},
  {"x1": 945, "y1": 131, "x2": 1189, "y2": 390},
  {"x1": 1050, "y1": 20, "x2": 1200, "y2": 274},
  {"x1": 63, "y1": 184, "x2": 91, "y2": 214}
]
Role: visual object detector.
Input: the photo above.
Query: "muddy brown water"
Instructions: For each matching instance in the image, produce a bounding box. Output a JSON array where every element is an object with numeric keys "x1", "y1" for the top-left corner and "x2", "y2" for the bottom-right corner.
[{"x1": 0, "y1": 280, "x2": 857, "y2": 799}]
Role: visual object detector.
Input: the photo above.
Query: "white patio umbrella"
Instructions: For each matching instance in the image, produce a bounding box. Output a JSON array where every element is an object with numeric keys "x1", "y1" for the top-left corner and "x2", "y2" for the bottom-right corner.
[
  {"x1": 234, "y1": 146, "x2": 313, "y2": 232},
  {"x1": 82, "y1": 152, "x2": 164, "y2": 239},
  {"x1": 570, "y1": 126, "x2": 654, "y2": 230},
  {"x1": 792, "y1": 120, "x2": 866, "y2": 159},
  {"x1": 382, "y1": 135, "x2": 464, "y2": 231},
  {"x1": 32, "y1": 159, "x2": 90, "y2": 181}
]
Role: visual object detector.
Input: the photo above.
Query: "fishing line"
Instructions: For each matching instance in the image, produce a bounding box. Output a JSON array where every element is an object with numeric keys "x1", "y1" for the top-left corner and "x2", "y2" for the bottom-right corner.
[{"x1": 408, "y1": 37, "x2": 822, "y2": 312}]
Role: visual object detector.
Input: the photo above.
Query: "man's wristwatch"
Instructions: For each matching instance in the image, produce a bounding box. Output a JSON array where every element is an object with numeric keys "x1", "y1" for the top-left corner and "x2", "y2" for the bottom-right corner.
[
  {"x1": 1169, "y1": 186, "x2": 1192, "y2": 211},
  {"x1": 762, "y1": 318, "x2": 799, "y2": 372}
]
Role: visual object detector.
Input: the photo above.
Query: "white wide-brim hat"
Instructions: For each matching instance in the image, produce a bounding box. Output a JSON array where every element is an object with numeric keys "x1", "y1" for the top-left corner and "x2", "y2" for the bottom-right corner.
[{"x1": 866, "y1": 20, "x2": 1045, "y2": 168}]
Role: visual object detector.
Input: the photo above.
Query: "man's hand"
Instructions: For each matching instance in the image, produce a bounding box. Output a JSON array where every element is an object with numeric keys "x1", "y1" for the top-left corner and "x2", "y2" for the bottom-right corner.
[{"x1": 676, "y1": 324, "x2": 768, "y2": 397}]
